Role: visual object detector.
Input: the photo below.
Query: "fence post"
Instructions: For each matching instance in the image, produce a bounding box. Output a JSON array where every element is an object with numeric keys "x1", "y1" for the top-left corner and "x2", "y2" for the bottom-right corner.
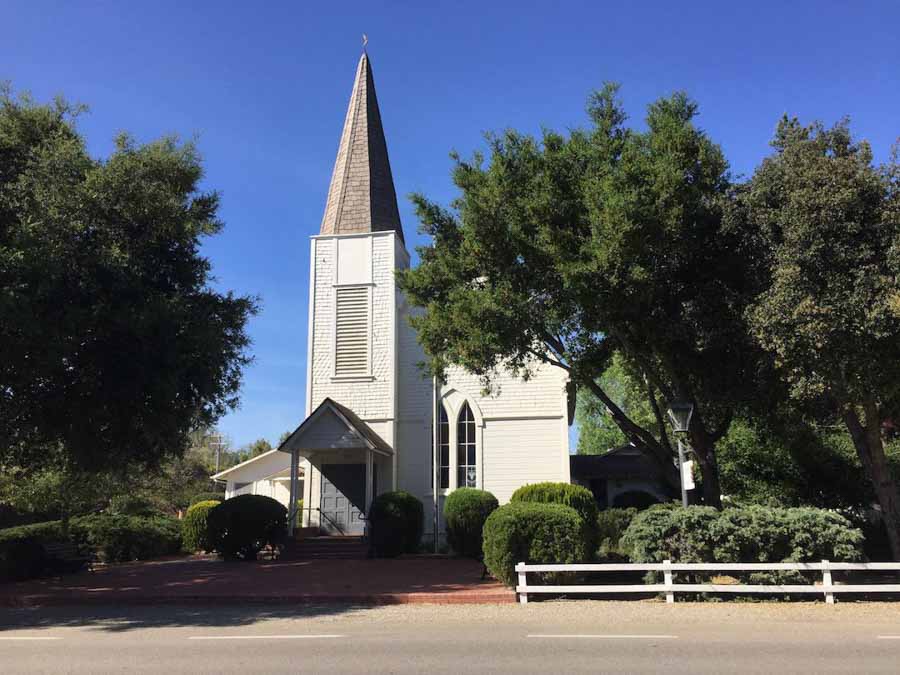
[
  {"x1": 821, "y1": 559, "x2": 834, "y2": 605},
  {"x1": 517, "y1": 563, "x2": 528, "y2": 605},
  {"x1": 663, "y1": 559, "x2": 674, "y2": 604}
]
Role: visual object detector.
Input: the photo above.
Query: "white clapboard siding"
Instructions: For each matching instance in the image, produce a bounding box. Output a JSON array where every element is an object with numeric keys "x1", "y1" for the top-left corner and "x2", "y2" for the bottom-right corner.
[{"x1": 334, "y1": 286, "x2": 370, "y2": 376}]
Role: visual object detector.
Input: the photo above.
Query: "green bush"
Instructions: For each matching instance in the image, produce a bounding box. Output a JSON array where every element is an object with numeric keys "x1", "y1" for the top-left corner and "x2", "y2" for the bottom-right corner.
[
  {"x1": 182, "y1": 500, "x2": 220, "y2": 552},
  {"x1": 207, "y1": 494, "x2": 287, "y2": 561},
  {"x1": 482, "y1": 502, "x2": 588, "y2": 587},
  {"x1": 596, "y1": 507, "x2": 638, "y2": 561},
  {"x1": 511, "y1": 482, "x2": 599, "y2": 553},
  {"x1": 611, "y1": 490, "x2": 661, "y2": 509},
  {"x1": 622, "y1": 504, "x2": 864, "y2": 565},
  {"x1": 69, "y1": 514, "x2": 182, "y2": 563},
  {"x1": 190, "y1": 492, "x2": 227, "y2": 507},
  {"x1": 0, "y1": 515, "x2": 183, "y2": 567},
  {"x1": 444, "y1": 488, "x2": 498, "y2": 558},
  {"x1": 0, "y1": 520, "x2": 65, "y2": 545},
  {"x1": 108, "y1": 495, "x2": 162, "y2": 517},
  {"x1": 0, "y1": 537, "x2": 47, "y2": 582},
  {"x1": 369, "y1": 491, "x2": 423, "y2": 558}
]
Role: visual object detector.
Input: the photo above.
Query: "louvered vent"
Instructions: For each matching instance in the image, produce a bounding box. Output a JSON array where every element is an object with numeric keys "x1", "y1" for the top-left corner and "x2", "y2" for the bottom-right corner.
[{"x1": 335, "y1": 286, "x2": 370, "y2": 376}]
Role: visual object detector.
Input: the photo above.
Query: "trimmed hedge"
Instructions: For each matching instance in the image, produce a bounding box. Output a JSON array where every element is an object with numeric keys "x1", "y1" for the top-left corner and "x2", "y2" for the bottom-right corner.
[
  {"x1": 596, "y1": 507, "x2": 638, "y2": 561},
  {"x1": 207, "y1": 494, "x2": 287, "y2": 561},
  {"x1": 0, "y1": 520, "x2": 65, "y2": 545},
  {"x1": 482, "y1": 502, "x2": 588, "y2": 587},
  {"x1": 0, "y1": 514, "x2": 183, "y2": 577},
  {"x1": 182, "y1": 500, "x2": 221, "y2": 552},
  {"x1": 69, "y1": 514, "x2": 182, "y2": 563},
  {"x1": 369, "y1": 491, "x2": 423, "y2": 558},
  {"x1": 621, "y1": 504, "x2": 864, "y2": 586},
  {"x1": 444, "y1": 488, "x2": 499, "y2": 558},
  {"x1": 511, "y1": 482, "x2": 599, "y2": 552},
  {"x1": 190, "y1": 492, "x2": 227, "y2": 507}
]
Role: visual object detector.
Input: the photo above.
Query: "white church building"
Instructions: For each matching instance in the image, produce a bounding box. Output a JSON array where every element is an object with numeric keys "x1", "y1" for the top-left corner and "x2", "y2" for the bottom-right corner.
[{"x1": 214, "y1": 52, "x2": 571, "y2": 542}]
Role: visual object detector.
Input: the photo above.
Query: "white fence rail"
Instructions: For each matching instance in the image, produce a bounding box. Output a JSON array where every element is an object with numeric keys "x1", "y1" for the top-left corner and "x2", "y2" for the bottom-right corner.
[{"x1": 515, "y1": 560, "x2": 900, "y2": 604}]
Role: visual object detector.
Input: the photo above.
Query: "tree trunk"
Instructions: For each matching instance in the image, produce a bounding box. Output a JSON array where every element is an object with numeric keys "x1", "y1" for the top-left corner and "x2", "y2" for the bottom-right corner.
[
  {"x1": 689, "y1": 422, "x2": 723, "y2": 509},
  {"x1": 843, "y1": 405, "x2": 900, "y2": 561}
]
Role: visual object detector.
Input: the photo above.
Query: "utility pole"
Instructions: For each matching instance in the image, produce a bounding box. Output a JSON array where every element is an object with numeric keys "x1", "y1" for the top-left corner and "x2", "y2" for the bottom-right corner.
[{"x1": 209, "y1": 433, "x2": 225, "y2": 474}]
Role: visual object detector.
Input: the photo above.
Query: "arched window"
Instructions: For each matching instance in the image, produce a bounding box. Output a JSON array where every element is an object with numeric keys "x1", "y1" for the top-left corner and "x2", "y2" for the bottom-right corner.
[
  {"x1": 431, "y1": 405, "x2": 450, "y2": 490},
  {"x1": 457, "y1": 403, "x2": 477, "y2": 487},
  {"x1": 439, "y1": 405, "x2": 450, "y2": 489}
]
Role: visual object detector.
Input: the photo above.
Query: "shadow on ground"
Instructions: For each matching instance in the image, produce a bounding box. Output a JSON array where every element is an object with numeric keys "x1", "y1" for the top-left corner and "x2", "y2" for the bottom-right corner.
[{"x1": 0, "y1": 602, "x2": 375, "y2": 633}]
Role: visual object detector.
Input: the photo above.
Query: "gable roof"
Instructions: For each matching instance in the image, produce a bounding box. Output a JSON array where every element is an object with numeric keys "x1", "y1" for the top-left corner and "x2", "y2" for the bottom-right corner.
[
  {"x1": 210, "y1": 448, "x2": 304, "y2": 481},
  {"x1": 277, "y1": 397, "x2": 393, "y2": 457},
  {"x1": 319, "y1": 52, "x2": 404, "y2": 242}
]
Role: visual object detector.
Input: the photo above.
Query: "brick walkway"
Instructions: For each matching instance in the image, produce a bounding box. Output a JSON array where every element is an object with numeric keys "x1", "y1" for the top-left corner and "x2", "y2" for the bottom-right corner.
[{"x1": 0, "y1": 556, "x2": 514, "y2": 607}]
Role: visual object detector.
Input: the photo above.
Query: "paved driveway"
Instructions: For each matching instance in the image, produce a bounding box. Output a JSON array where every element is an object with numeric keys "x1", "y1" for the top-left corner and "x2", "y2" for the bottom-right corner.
[{"x1": 0, "y1": 555, "x2": 513, "y2": 606}]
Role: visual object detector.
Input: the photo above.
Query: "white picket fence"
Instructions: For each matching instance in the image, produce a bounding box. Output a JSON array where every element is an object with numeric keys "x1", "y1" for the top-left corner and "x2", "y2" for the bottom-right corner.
[{"x1": 515, "y1": 560, "x2": 900, "y2": 604}]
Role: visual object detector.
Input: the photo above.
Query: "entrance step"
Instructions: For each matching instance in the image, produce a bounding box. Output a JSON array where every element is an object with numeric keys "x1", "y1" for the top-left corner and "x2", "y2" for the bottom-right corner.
[{"x1": 281, "y1": 536, "x2": 369, "y2": 560}]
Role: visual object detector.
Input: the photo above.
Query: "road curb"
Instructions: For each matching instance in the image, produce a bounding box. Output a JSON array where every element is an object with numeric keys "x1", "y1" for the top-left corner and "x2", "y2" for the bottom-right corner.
[{"x1": 0, "y1": 591, "x2": 516, "y2": 608}]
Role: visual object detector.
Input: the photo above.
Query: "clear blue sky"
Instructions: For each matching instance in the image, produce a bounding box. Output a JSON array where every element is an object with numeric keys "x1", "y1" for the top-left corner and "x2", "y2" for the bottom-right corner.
[{"x1": 5, "y1": 1, "x2": 899, "y2": 450}]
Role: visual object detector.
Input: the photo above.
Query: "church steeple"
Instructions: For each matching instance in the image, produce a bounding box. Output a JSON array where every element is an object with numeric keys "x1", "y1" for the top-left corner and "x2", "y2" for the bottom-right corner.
[{"x1": 320, "y1": 52, "x2": 404, "y2": 243}]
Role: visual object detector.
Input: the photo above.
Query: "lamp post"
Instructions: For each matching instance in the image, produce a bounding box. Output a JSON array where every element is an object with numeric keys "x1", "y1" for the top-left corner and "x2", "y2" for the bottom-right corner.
[{"x1": 667, "y1": 402, "x2": 694, "y2": 507}]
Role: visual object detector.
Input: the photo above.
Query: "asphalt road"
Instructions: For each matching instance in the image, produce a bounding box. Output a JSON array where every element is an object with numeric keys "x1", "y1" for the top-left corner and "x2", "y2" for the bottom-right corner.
[{"x1": 3, "y1": 601, "x2": 900, "y2": 674}]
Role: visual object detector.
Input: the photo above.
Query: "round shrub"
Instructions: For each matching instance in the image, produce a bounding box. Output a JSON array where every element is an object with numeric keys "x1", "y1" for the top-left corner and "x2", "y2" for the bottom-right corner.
[
  {"x1": 190, "y1": 492, "x2": 226, "y2": 507},
  {"x1": 482, "y1": 502, "x2": 588, "y2": 587},
  {"x1": 511, "y1": 482, "x2": 599, "y2": 552},
  {"x1": 611, "y1": 490, "x2": 661, "y2": 509},
  {"x1": 206, "y1": 494, "x2": 287, "y2": 561},
  {"x1": 369, "y1": 491, "x2": 423, "y2": 558},
  {"x1": 182, "y1": 500, "x2": 220, "y2": 552},
  {"x1": 69, "y1": 514, "x2": 183, "y2": 563},
  {"x1": 596, "y1": 507, "x2": 638, "y2": 561},
  {"x1": 444, "y1": 488, "x2": 499, "y2": 558}
]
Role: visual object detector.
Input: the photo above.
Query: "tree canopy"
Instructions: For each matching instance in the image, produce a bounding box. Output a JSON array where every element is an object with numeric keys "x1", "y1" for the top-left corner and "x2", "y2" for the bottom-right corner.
[
  {"x1": 0, "y1": 87, "x2": 257, "y2": 471},
  {"x1": 399, "y1": 84, "x2": 765, "y2": 505},
  {"x1": 742, "y1": 116, "x2": 900, "y2": 557}
]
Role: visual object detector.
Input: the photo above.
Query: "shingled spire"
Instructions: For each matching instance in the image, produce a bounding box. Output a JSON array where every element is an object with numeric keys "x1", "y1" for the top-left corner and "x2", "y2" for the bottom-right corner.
[{"x1": 320, "y1": 52, "x2": 404, "y2": 242}]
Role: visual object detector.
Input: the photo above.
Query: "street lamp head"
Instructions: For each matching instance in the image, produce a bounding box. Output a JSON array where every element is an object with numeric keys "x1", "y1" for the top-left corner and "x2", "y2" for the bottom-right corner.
[{"x1": 667, "y1": 401, "x2": 694, "y2": 434}]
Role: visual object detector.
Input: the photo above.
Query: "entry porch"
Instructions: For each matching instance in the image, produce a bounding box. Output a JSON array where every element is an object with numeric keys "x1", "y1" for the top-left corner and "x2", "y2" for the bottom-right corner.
[{"x1": 279, "y1": 398, "x2": 394, "y2": 537}]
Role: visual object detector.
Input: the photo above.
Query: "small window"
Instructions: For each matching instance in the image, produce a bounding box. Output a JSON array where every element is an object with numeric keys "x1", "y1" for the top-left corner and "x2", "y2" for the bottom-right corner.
[
  {"x1": 335, "y1": 286, "x2": 369, "y2": 376},
  {"x1": 457, "y1": 403, "x2": 476, "y2": 487}
]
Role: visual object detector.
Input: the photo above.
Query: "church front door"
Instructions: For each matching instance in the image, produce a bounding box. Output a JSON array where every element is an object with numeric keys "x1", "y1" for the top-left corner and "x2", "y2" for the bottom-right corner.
[{"x1": 319, "y1": 464, "x2": 367, "y2": 535}]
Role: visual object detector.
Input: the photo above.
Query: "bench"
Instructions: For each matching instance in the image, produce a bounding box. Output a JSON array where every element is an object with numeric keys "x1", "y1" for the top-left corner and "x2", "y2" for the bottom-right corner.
[{"x1": 43, "y1": 540, "x2": 95, "y2": 575}]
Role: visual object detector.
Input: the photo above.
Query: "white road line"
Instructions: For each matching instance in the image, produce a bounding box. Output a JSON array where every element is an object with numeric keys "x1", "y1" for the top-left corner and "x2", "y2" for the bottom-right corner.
[
  {"x1": 188, "y1": 635, "x2": 344, "y2": 641},
  {"x1": 527, "y1": 634, "x2": 678, "y2": 640},
  {"x1": 877, "y1": 636, "x2": 900, "y2": 640},
  {"x1": 0, "y1": 637, "x2": 63, "y2": 641}
]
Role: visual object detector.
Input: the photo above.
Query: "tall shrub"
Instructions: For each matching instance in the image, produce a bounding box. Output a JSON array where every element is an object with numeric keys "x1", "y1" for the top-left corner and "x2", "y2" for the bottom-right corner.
[
  {"x1": 182, "y1": 500, "x2": 220, "y2": 552},
  {"x1": 482, "y1": 502, "x2": 588, "y2": 586},
  {"x1": 511, "y1": 482, "x2": 599, "y2": 553},
  {"x1": 369, "y1": 491, "x2": 423, "y2": 558},
  {"x1": 444, "y1": 488, "x2": 498, "y2": 558}
]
